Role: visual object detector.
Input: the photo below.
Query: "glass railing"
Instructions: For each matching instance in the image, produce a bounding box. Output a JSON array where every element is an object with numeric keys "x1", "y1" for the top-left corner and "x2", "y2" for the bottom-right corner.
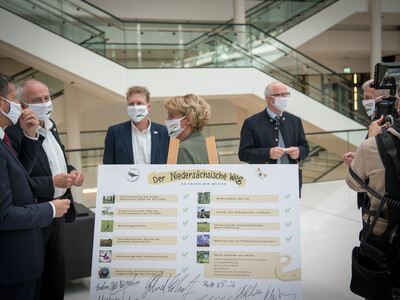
[
  {"x1": 0, "y1": 0, "x2": 106, "y2": 52},
  {"x1": 65, "y1": 128, "x2": 368, "y2": 208},
  {"x1": 0, "y1": 0, "x2": 368, "y2": 125},
  {"x1": 58, "y1": 123, "x2": 239, "y2": 150},
  {"x1": 12, "y1": 68, "x2": 65, "y2": 98},
  {"x1": 245, "y1": 0, "x2": 338, "y2": 36}
]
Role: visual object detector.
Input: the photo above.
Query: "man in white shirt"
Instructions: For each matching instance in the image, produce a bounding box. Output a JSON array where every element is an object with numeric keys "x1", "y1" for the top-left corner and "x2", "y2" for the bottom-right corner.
[
  {"x1": 103, "y1": 86, "x2": 169, "y2": 164},
  {"x1": 6, "y1": 79, "x2": 83, "y2": 300}
]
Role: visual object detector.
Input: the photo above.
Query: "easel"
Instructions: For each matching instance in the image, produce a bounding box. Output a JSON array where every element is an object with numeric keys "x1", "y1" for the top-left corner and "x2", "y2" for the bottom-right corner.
[{"x1": 166, "y1": 136, "x2": 219, "y2": 164}]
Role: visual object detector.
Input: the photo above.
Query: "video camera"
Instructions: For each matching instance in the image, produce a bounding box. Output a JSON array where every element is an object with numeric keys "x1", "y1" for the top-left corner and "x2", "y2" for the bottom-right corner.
[{"x1": 370, "y1": 62, "x2": 400, "y2": 124}]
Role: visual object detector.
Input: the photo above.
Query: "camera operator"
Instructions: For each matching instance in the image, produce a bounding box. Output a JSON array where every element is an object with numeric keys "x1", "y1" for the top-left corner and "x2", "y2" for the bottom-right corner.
[
  {"x1": 346, "y1": 114, "x2": 400, "y2": 299},
  {"x1": 341, "y1": 79, "x2": 390, "y2": 166}
]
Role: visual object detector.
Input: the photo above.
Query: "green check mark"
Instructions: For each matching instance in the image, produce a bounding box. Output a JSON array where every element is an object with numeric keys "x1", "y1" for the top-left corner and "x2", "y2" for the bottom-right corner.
[
  {"x1": 285, "y1": 221, "x2": 292, "y2": 227},
  {"x1": 183, "y1": 220, "x2": 190, "y2": 225},
  {"x1": 183, "y1": 235, "x2": 189, "y2": 240},
  {"x1": 182, "y1": 267, "x2": 188, "y2": 272},
  {"x1": 285, "y1": 207, "x2": 292, "y2": 213},
  {"x1": 286, "y1": 235, "x2": 293, "y2": 241},
  {"x1": 182, "y1": 251, "x2": 189, "y2": 257},
  {"x1": 285, "y1": 193, "x2": 292, "y2": 199},
  {"x1": 184, "y1": 193, "x2": 190, "y2": 199},
  {"x1": 183, "y1": 207, "x2": 190, "y2": 212}
]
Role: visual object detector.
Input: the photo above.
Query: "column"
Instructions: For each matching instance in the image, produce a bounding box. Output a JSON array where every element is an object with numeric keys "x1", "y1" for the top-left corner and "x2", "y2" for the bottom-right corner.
[
  {"x1": 178, "y1": 24, "x2": 185, "y2": 68},
  {"x1": 137, "y1": 23, "x2": 142, "y2": 68},
  {"x1": 370, "y1": 0, "x2": 381, "y2": 76},
  {"x1": 233, "y1": 0, "x2": 246, "y2": 47},
  {"x1": 64, "y1": 83, "x2": 83, "y2": 204}
]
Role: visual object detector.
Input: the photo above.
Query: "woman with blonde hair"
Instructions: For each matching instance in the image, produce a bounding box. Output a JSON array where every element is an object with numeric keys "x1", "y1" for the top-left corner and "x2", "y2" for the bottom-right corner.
[{"x1": 164, "y1": 93, "x2": 214, "y2": 164}]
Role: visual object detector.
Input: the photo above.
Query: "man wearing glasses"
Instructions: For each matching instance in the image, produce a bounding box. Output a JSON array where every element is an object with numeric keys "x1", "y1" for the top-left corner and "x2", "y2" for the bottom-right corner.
[{"x1": 238, "y1": 81, "x2": 309, "y2": 193}]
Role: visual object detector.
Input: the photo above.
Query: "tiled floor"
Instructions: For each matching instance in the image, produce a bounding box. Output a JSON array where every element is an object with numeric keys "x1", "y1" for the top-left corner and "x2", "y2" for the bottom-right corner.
[{"x1": 65, "y1": 179, "x2": 363, "y2": 300}]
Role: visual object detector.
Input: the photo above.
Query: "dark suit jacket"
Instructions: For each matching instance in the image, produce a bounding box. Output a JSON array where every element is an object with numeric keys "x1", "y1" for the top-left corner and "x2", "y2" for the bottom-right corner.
[
  {"x1": 239, "y1": 109, "x2": 309, "y2": 163},
  {"x1": 239, "y1": 109, "x2": 309, "y2": 188},
  {"x1": 382, "y1": 76, "x2": 396, "y2": 86},
  {"x1": 0, "y1": 135, "x2": 53, "y2": 285},
  {"x1": 6, "y1": 120, "x2": 76, "y2": 222},
  {"x1": 103, "y1": 120, "x2": 170, "y2": 164}
]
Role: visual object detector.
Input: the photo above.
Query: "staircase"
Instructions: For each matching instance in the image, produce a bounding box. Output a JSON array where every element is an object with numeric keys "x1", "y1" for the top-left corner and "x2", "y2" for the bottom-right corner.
[
  {"x1": 244, "y1": 0, "x2": 338, "y2": 37},
  {"x1": 0, "y1": 0, "x2": 370, "y2": 127},
  {"x1": 12, "y1": 68, "x2": 64, "y2": 99},
  {"x1": 302, "y1": 145, "x2": 344, "y2": 183},
  {"x1": 0, "y1": 0, "x2": 369, "y2": 184}
]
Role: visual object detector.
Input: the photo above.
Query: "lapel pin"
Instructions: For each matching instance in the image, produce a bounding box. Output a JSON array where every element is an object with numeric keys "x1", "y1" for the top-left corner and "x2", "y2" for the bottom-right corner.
[{"x1": 154, "y1": 131, "x2": 158, "y2": 134}]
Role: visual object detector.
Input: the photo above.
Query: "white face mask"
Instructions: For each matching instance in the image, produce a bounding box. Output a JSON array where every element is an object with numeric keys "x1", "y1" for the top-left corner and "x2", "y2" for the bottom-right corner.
[
  {"x1": 271, "y1": 96, "x2": 289, "y2": 112},
  {"x1": 362, "y1": 96, "x2": 382, "y2": 117},
  {"x1": 127, "y1": 105, "x2": 148, "y2": 123},
  {"x1": 28, "y1": 100, "x2": 53, "y2": 120},
  {"x1": 1, "y1": 97, "x2": 22, "y2": 125},
  {"x1": 164, "y1": 116, "x2": 187, "y2": 138}
]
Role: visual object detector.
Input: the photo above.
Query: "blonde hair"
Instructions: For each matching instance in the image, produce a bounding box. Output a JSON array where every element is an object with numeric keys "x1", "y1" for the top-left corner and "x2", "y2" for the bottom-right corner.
[
  {"x1": 164, "y1": 94, "x2": 211, "y2": 131},
  {"x1": 126, "y1": 86, "x2": 150, "y2": 103}
]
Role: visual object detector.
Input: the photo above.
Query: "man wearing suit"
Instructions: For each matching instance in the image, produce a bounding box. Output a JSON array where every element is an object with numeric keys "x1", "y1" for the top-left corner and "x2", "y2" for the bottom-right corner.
[
  {"x1": 6, "y1": 79, "x2": 84, "y2": 300},
  {"x1": 103, "y1": 86, "x2": 169, "y2": 164},
  {"x1": 0, "y1": 74, "x2": 70, "y2": 300},
  {"x1": 239, "y1": 81, "x2": 309, "y2": 193},
  {"x1": 382, "y1": 71, "x2": 396, "y2": 87}
]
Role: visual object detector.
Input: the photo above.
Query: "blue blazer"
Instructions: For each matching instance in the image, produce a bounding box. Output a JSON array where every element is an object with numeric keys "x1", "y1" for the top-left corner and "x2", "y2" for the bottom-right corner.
[
  {"x1": 103, "y1": 120, "x2": 169, "y2": 164},
  {"x1": 0, "y1": 136, "x2": 53, "y2": 285}
]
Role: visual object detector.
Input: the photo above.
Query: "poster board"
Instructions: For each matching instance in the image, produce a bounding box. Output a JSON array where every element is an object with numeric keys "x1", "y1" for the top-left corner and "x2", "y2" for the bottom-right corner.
[{"x1": 90, "y1": 164, "x2": 302, "y2": 300}]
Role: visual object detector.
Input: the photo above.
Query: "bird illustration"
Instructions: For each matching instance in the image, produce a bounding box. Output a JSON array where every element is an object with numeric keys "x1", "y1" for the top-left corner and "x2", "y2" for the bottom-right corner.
[{"x1": 128, "y1": 171, "x2": 138, "y2": 178}]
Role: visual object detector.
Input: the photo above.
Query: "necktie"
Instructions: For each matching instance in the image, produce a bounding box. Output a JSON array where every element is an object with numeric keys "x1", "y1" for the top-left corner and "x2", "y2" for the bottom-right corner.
[
  {"x1": 3, "y1": 133, "x2": 15, "y2": 155},
  {"x1": 275, "y1": 116, "x2": 289, "y2": 164}
]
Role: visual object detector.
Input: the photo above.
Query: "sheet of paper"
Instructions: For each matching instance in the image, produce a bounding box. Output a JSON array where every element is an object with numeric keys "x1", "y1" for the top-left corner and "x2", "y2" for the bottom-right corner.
[{"x1": 90, "y1": 164, "x2": 302, "y2": 300}]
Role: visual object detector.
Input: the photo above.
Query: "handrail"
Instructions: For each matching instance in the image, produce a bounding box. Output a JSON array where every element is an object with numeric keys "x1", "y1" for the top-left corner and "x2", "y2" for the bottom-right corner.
[
  {"x1": 306, "y1": 128, "x2": 367, "y2": 135},
  {"x1": 251, "y1": 25, "x2": 362, "y2": 95},
  {"x1": 58, "y1": 122, "x2": 239, "y2": 136},
  {"x1": 202, "y1": 35, "x2": 368, "y2": 124},
  {"x1": 63, "y1": 128, "x2": 368, "y2": 153},
  {"x1": 245, "y1": 0, "x2": 338, "y2": 37},
  {"x1": 246, "y1": 0, "x2": 289, "y2": 24},
  {"x1": 11, "y1": 67, "x2": 34, "y2": 78},
  {"x1": 312, "y1": 161, "x2": 343, "y2": 182},
  {"x1": 27, "y1": 0, "x2": 108, "y2": 41},
  {"x1": 11, "y1": 67, "x2": 64, "y2": 100},
  {"x1": 12, "y1": 68, "x2": 40, "y2": 82}
]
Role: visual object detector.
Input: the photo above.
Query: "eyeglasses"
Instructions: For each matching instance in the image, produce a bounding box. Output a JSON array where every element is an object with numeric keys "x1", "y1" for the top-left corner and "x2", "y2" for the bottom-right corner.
[{"x1": 270, "y1": 92, "x2": 290, "y2": 98}]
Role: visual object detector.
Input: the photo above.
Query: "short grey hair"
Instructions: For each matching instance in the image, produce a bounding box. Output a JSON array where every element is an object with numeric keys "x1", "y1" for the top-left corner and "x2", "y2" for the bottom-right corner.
[
  {"x1": 264, "y1": 85, "x2": 273, "y2": 98},
  {"x1": 17, "y1": 79, "x2": 49, "y2": 103},
  {"x1": 362, "y1": 79, "x2": 390, "y2": 97},
  {"x1": 264, "y1": 81, "x2": 287, "y2": 99}
]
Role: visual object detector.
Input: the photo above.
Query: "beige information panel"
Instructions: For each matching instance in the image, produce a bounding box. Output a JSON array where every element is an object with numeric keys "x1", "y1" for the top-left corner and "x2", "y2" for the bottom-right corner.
[{"x1": 91, "y1": 165, "x2": 302, "y2": 299}]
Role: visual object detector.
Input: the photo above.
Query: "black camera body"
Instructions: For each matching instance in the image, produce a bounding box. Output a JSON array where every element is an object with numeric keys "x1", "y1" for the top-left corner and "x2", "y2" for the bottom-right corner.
[{"x1": 370, "y1": 62, "x2": 399, "y2": 124}]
